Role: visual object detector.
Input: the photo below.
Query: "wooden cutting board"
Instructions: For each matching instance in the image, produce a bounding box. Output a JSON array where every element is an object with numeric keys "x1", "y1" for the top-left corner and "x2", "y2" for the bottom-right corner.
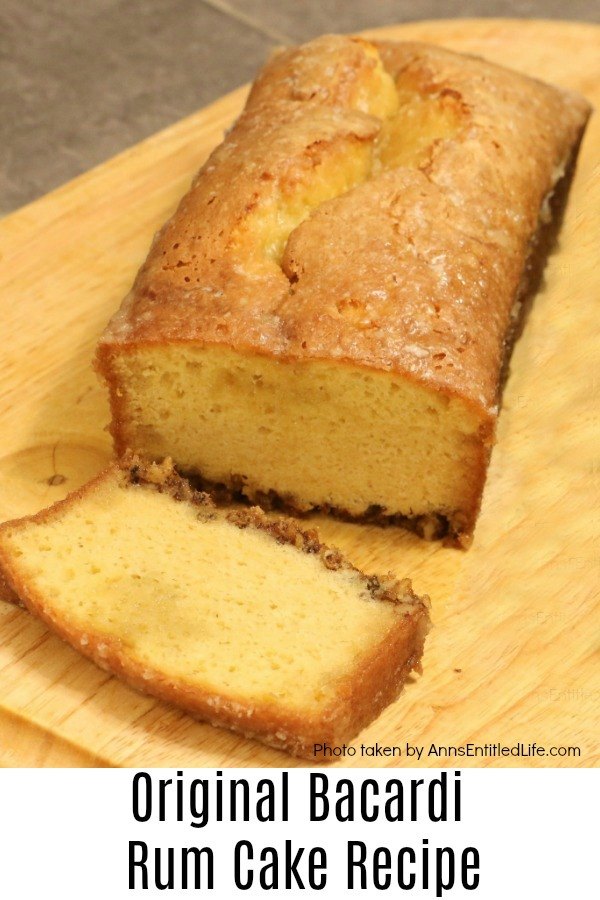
[{"x1": 0, "y1": 19, "x2": 598, "y2": 768}]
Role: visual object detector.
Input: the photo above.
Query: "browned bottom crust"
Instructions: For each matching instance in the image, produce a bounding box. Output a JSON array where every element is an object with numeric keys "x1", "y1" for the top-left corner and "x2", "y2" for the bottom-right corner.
[{"x1": 180, "y1": 466, "x2": 461, "y2": 543}]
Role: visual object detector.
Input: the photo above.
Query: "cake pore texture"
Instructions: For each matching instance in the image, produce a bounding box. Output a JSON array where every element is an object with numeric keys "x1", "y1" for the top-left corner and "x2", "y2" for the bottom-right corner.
[{"x1": 97, "y1": 35, "x2": 592, "y2": 544}]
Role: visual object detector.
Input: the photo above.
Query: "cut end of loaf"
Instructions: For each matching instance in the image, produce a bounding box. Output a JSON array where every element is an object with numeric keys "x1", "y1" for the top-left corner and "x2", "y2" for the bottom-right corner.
[
  {"x1": 0, "y1": 456, "x2": 431, "y2": 758},
  {"x1": 100, "y1": 345, "x2": 488, "y2": 545}
]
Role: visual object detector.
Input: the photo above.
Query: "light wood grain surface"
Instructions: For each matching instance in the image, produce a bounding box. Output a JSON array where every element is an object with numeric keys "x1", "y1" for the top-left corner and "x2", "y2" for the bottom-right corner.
[{"x1": 0, "y1": 19, "x2": 598, "y2": 768}]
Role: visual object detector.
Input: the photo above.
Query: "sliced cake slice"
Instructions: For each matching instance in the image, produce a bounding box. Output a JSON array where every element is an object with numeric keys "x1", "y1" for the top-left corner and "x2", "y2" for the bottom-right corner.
[{"x1": 0, "y1": 458, "x2": 430, "y2": 758}]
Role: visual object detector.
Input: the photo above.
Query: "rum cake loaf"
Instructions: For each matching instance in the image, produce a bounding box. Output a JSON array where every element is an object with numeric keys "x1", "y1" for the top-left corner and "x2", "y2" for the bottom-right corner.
[
  {"x1": 0, "y1": 457, "x2": 430, "y2": 758},
  {"x1": 96, "y1": 36, "x2": 591, "y2": 545}
]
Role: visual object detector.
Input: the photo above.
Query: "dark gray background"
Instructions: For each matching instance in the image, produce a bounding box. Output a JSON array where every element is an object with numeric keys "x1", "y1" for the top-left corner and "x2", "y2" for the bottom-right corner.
[{"x1": 2, "y1": 0, "x2": 598, "y2": 214}]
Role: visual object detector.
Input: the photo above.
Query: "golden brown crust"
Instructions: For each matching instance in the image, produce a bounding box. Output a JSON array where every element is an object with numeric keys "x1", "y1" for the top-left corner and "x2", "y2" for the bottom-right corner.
[
  {"x1": 98, "y1": 35, "x2": 591, "y2": 416},
  {"x1": 0, "y1": 459, "x2": 431, "y2": 759}
]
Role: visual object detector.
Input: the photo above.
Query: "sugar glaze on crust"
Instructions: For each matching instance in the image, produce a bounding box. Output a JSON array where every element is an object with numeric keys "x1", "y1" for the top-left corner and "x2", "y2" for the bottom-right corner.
[{"x1": 99, "y1": 37, "x2": 591, "y2": 416}]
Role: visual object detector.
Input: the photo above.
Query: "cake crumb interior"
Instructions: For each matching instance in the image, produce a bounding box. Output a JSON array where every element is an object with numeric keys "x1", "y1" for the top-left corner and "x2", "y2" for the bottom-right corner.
[
  {"x1": 5, "y1": 478, "x2": 404, "y2": 712},
  {"x1": 117, "y1": 345, "x2": 482, "y2": 520}
]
